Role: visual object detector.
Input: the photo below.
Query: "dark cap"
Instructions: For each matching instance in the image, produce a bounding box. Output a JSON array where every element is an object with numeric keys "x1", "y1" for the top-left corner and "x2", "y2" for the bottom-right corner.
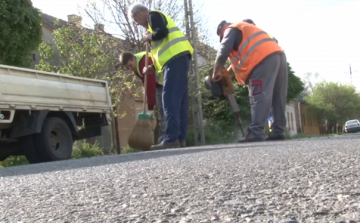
[
  {"x1": 217, "y1": 20, "x2": 227, "y2": 42},
  {"x1": 243, "y1": 19, "x2": 256, "y2": 25}
]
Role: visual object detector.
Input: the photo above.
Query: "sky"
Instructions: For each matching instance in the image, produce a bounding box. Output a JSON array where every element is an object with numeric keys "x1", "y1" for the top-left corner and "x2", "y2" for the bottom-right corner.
[{"x1": 31, "y1": 0, "x2": 360, "y2": 91}]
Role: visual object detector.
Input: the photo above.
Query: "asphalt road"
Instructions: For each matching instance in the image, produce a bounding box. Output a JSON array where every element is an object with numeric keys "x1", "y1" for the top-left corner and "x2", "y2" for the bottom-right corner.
[{"x1": 1, "y1": 133, "x2": 360, "y2": 223}]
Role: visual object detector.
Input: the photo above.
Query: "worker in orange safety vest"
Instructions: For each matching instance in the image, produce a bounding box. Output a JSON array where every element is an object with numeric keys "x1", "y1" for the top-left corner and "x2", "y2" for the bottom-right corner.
[
  {"x1": 212, "y1": 20, "x2": 288, "y2": 143},
  {"x1": 242, "y1": 18, "x2": 280, "y2": 132}
]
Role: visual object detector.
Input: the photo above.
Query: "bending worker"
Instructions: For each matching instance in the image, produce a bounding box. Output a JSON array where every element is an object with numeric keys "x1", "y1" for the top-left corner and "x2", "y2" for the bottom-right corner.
[
  {"x1": 128, "y1": 3, "x2": 193, "y2": 149},
  {"x1": 213, "y1": 20, "x2": 288, "y2": 142},
  {"x1": 119, "y1": 51, "x2": 165, "y2": 144}
]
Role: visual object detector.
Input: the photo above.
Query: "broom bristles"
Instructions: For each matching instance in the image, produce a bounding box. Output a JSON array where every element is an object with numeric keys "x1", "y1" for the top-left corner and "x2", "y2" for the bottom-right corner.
[{"x1": 128, "y1": 118, "x2": 155, "y2": 151}]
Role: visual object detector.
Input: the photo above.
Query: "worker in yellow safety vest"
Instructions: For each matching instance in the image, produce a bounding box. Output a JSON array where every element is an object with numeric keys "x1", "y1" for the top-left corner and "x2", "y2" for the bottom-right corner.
[{"x1": 128, "y1": 3, "x2": 194, "y2": 150}]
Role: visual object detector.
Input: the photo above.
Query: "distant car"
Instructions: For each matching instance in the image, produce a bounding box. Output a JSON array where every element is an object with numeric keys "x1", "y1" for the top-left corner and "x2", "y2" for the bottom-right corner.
[{"x1": 345, "y1": 119, "x2": 360, "y2": 133}]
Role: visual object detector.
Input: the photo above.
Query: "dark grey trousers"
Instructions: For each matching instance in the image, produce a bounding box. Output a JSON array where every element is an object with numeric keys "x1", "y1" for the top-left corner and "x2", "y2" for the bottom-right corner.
[{"x1": 247, "y1": 53, "x2": 288, "y2": 138}]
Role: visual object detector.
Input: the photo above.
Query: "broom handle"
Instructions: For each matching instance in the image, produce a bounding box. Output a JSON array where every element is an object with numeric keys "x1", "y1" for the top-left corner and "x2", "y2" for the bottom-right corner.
[{"x1": 143, "y1": 42, "x2": 149, "y2": 113}]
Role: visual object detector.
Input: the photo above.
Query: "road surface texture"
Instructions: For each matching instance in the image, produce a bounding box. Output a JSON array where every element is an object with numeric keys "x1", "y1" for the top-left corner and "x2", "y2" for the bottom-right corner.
[{"x1": 1, "y1": 133, "x2": 360, "y2": 223}]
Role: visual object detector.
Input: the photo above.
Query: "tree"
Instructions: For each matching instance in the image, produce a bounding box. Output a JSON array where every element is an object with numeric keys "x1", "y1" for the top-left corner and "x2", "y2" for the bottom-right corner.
[
  {"x1": 81, "y1": 0, "x2": 184, "y2": 53},
  {"x1": 36, "y1": 21, "x2": 139, "y2": 109},
  {"x1": 305, "y1": 81, "x2": 360, "y2": 133},
  {"x1": 0, "y1": 0, "x2": 42, "y2": 67},
  {"x1": 302, "y1": 72, "x2": 319, "y2": 94},
  {"x1": 287, "y1": 62, "x2": 304, "y2": 102}
]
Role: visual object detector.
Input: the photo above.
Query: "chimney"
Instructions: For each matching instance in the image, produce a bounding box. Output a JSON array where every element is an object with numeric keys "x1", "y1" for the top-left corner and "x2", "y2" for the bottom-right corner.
[
  {"x1": 95, "y1": 23, "x2": 105, "y2": 32},
  {"x1": 67, "y1": 14, "x2": 82, "y2": 26}
]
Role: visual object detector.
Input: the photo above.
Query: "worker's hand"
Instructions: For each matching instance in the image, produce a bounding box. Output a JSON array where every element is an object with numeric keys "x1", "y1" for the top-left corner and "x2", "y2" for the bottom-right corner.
[
  {"x1": 212, "y1": 70, "x2": 222, "y2": 82},
  {"x1": 143, "y1": 65, "x2": 154, "y2": 75},
  {"x1": 143, "y1": 33, "x2": 152, "y2": 43}
]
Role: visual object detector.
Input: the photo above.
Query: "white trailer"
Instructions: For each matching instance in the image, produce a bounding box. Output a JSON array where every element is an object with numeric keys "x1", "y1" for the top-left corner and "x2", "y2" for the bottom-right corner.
[{"x1": 0, "y1": 65, "x2": 112, "y2": 163}]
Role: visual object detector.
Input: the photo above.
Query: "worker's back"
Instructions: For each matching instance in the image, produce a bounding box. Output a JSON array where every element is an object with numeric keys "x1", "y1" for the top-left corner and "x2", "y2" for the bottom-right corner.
[{"x1": 242, "y1": 19, "x2": 278, "y2": 44}]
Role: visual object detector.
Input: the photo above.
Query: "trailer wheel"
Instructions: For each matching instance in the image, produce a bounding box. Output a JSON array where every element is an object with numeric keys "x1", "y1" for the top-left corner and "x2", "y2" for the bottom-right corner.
[{"x1": 35, "y1": 117, "x2": 73, "y2": 162}]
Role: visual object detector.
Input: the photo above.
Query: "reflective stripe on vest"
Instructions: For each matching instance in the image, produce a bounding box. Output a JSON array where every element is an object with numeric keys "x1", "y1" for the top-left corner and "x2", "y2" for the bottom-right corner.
[
  {"x1": 226, "y1": 22, "x2": 283, "y2": 85},
  {"x1": 147, "y1": 10, "x2": 193, "y2": 74},
  {"x1": 231, "y1": 31, "x2": 277, "y2": 71}
]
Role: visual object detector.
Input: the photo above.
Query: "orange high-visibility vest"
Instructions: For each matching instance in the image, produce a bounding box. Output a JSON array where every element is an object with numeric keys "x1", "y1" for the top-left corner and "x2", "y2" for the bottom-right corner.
[{"x1": 223, "y1": 22, "x2": 283, "y2": 85}]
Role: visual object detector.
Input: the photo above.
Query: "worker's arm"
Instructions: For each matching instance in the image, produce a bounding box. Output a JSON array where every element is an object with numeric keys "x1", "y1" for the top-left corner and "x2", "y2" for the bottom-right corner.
[
  {"x1": 148, "y1": 11, "x2": 168, "y2": 41},
  {"x1": 213, "y1": 28, "x2": 242, "y2": 79}
]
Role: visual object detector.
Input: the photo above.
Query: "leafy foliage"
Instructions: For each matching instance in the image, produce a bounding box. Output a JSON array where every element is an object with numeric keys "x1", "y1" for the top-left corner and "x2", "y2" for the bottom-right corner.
[
  {"x1": 287, "y1": 62, "x2": 304, "y2": 102},
  {"x1": 304, "y1": 81, "x2": 360, "y2": 125},
  {"x1": 36, "y1": 22, "x2": 140, "y2": 109},
  {"x1": 0, "y1": 156, "x2": 29, "y2": 168},
  {"x1": 0, "y1": 0, "x2": 42, "y2": 67},
  {"x1": 121, "y1": 145, "x2": 141, "y2": 154},
  {"x1": 186, "y1": 122, "x2": 240, "y2": 146},
  {"x1": 72, "y1": 142, "x2": 104, "y2": 159}
]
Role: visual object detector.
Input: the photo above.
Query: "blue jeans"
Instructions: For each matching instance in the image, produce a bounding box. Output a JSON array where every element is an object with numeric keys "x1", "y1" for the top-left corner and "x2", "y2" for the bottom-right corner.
[{"x1": 162, "y1": 54, "x2": 190, "y2": 143}]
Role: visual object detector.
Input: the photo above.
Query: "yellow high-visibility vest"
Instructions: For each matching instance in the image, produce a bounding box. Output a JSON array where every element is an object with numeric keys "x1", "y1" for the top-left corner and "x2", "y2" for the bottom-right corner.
[
  {"x1": 148, "y1": 10, "x2": 193, "y2": 85},
  {"x1": 134, "y1": 51, "x2": 163, "y2": 85}
]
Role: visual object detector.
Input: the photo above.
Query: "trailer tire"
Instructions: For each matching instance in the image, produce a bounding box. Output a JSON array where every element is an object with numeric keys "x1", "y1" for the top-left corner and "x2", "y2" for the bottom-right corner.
[{"x1": 35, "y1": 117, "x2": 73, "y2": 162}]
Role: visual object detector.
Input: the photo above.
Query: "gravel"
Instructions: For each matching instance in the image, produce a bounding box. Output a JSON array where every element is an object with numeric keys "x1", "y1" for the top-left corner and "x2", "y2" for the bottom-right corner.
[{"x1": 1, "y1": 134, "x2": 360, "y2": 223}]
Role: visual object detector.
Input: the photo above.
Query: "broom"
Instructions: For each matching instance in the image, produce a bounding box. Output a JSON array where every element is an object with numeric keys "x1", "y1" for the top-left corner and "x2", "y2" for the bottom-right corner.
[{"x1": 127, "y1": 43, "x2": 155, "y2": 151}]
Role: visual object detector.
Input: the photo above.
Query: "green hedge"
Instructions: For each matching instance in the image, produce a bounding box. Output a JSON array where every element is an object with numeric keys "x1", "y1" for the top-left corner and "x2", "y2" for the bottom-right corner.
[
  {"x1": 186, "y1": 122, "x2": 241, "y2": 146},
  {"x1": 0, "y1": 142, "x2": 105, "y2": 168},
  {"x1": 71, "y1": 142, "x2": 104, "y2": 159}
]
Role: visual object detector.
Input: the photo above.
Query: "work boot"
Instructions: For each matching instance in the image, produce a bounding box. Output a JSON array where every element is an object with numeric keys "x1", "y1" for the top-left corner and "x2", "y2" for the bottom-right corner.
[
  {"x1": 266, "y1": 133, "x2": 285, "y2": 141},
  {"x1": 237, "y1": 130, "x2": 265, "y2": 143},
  {"x1": 151, "y1": 140, "x2": 180, "y2": 150},
  {"x1": 180, "y1": 141, "x2": 187, "y2": 148}
]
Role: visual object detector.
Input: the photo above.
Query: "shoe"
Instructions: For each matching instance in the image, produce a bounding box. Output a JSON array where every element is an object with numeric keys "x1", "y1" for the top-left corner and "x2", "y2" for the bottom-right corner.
[
  {"x1": 157, "y1": 135, "x2": 165, "y2": 144},
  {"x1": 151, "y1": 140, "x2": 180, "y2": 150},
  {"x1": 180, "y1": 141, "x2": 187, "y2": 148},
  {"x1": 237, "y1": 130, "x2": 265, "y2": 143},
  {"x1": 266, "y1": 134, "x2": 285, "y2": 141},
  {"x1": 237, "y1": 137, "x2": 265, "y2": 143}
]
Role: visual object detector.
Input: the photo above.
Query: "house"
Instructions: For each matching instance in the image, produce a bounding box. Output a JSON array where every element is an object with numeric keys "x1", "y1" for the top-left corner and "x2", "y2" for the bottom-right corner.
[
  {"x1": 32, "y1": 12, "x2": 213, "y2": 151},
  {"x1": 285, "y1": 99, "x2": 298, "y2": 136},
  {"x1": 293, "y1": 94, "x2": 323, "y2": 135}
]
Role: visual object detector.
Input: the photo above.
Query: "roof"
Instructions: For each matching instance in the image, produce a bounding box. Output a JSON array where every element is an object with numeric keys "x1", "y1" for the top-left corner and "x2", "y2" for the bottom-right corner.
[
  {"x1": 41, "y1": 12, "x2": 68, "y2": 29},
  {"x1": 296, "y1": 92, "x2": 308, "y2": 102}
]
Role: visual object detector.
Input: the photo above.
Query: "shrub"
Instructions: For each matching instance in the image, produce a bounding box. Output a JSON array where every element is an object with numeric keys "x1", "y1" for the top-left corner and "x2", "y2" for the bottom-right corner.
[
  {"x1": 71, "y1": 142, "x2": 104, "y2": 159},
  {"x1": 0, "y1": 156, "x2": 28, "y2": 168},
  {"x1": 121, "y1": 145, "x2": 140, "y2": 154},
  {"x1": 186, "y1": 122, "x2": 240, "y2": 146}
]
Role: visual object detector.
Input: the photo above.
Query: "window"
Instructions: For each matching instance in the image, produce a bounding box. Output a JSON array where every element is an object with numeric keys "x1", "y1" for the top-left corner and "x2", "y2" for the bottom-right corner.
[
  {"x1": 287, "y1": 112, "x2": 290, "y2": 128},
  {"x1": 290, "y1": 113, "x2": 294, "y2": 131},
  {"x1": 32, "y1": 53, "x2": 36, "y2": 61}
]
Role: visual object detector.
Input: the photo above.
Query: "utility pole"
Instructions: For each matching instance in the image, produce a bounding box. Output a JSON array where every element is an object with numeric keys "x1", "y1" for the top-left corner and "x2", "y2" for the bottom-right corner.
[
  {"x1": 184, "y1": 0, "x2": 205, "y2": 145},
  {"x1": 345, "y1": 64, "x2": 358, "y2": 85}
]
